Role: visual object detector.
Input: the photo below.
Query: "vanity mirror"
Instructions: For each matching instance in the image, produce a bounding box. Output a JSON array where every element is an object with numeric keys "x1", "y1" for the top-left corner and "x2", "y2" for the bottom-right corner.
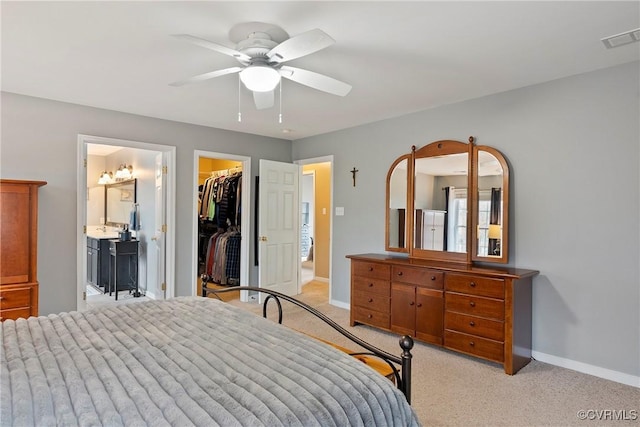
[
  {"x1": 472, "y1": 145, "x2": 509, "y2": 263},
  {"x1": 385, "y1": 137, "x2": 509, "y2": 264},
  {"x1": 105, "y1": 179, "x2": 137, "y2": 228},
  {"x1": 385, "y1": 155, "x2": 410, "y2": 252}
]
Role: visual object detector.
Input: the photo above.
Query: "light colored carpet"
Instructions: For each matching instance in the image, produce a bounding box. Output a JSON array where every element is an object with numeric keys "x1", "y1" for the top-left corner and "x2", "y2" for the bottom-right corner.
[{"x1": 228, "y1": 281, "x2": 640, "y2": 426}]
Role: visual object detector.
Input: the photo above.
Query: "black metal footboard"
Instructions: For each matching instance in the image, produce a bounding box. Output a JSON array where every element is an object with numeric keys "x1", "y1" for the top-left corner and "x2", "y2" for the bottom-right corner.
[{"x1": 202, "y1": 285, "x2": 414, "y2": 404}]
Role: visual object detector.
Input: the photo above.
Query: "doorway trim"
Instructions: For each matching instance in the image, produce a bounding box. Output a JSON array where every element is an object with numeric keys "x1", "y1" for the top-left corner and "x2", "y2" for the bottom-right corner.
[
  {"x1": 76, "y1": 134, "x2": 177, "y2": 310},
  {"x1": 192, "y1": 151, "x2": 251, "y2": 302},
  {"x1": 294, "y1": 155, "x2": 334, "y2": 303}
]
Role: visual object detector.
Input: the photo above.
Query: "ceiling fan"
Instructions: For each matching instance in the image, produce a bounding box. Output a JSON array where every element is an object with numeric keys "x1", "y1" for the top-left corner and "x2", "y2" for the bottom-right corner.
[{"x1": 170, "y1": 24, "x2": 352, "y2": 110}]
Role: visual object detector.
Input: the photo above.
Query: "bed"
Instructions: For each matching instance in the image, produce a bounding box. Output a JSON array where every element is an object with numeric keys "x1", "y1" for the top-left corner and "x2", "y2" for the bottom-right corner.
[{"x1": 1, "y1": 294, "x2": 419, "y2": 426}]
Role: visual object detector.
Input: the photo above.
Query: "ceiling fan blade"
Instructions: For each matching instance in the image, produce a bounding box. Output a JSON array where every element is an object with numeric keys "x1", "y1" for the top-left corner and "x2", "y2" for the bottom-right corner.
[
  {"x1": 169, "y1": 67, "x2": 243, "y2": 87},
  {"x1": 253, "y1": 90, "x2": 275, "y2": 110},
  {"x1": 280, "y1": 66, "x2": 352, "y2": 96},
  {"x1": 173, "y1": 34, "x2": 251, "y2": 62},
  {"x1": 267, "y1": 29, "x2": 335, "y2": 63}
]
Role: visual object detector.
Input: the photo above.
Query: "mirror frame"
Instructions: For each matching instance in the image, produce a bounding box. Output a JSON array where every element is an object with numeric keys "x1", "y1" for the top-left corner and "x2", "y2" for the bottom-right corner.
[
  {"x1": 471, "y1": 145, "x2": 509, "y2": 264},
  {"x1": 385, "y1": 137, "x2": 510, "y2": 264},
  {"x1": 385, "y1": 154, "x2": 411, "y2": 253},
  {"x1": 410, "y1": 140, "x2": 473, "y2": 264},
  {"x1": 104, "y1": 178, "x2": 137, "y2": 228}
]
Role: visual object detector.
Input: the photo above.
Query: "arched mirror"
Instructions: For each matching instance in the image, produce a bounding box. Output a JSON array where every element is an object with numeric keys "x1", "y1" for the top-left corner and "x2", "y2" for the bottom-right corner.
[
  {"x1": 411, "y1": 140, "x2": 471, "y2": 263},
  {"x1": 385, "y1": 155, "x2": 410, "y2": 252},
  {"x1": 472, "y1": 146, "x2": 509, "y2": 263},
  {"x1": 385, "y1": 137, "x2": 509, "y2": 265}
]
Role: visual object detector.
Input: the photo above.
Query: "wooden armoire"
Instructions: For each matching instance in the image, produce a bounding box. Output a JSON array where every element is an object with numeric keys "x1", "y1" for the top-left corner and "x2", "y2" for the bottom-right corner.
[{"x1": 0, "y1": 179, "x2": 46, "y2": 321}]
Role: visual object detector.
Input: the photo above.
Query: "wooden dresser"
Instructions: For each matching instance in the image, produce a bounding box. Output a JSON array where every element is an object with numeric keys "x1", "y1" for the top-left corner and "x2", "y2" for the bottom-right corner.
[
  {"x1": 348, "y1": 253, "x2": 538, "y2": 374},
  {"x1": 0, "y1": 179, "x2": 46, "y2": 321}
]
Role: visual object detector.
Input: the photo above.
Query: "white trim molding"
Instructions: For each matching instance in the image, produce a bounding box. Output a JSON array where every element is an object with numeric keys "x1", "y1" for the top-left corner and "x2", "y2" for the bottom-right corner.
[{"x1": 532, "y1": 351, "x2": 640, "y2": 388}]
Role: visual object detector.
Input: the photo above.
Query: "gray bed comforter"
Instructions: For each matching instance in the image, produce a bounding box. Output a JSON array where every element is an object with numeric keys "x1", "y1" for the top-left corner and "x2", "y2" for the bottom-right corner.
[{"x1": 1, "y1": 297, "x2": 419, "y2": 426}]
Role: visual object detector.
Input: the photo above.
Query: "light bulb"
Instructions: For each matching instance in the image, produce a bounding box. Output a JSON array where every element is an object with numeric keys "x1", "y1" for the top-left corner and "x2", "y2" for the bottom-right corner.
[{"x1": 239, "y1": 66, "x2": 280, "y2": 92}]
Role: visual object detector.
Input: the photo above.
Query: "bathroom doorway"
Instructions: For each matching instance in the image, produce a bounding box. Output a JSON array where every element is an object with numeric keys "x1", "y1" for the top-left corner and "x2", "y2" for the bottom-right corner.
[{"x1": 77, "y1": 134, "x2": 176, "y2": 310}]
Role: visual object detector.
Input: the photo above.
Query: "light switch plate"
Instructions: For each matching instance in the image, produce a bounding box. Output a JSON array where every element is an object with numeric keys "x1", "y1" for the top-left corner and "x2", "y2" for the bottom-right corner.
[{"x1": 335, "y1": 207, "x2": 345, "y2": 216}]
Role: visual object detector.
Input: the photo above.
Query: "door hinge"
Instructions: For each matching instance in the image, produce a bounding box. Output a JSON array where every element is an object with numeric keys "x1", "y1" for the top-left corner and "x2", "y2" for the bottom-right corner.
[
  {"x1": 83, "y1": 225, "x2": 87, "y2": 234},
  {"x1": 162, "y1": 224, "x2": 167, "y2": 233},
  {"x1": 162, "y1": 166, "x2": 168, "y2": 175},
  {"x1": 161, "y1": 282, "x2": 166, "y2": 291},
  {"x1": 84, "y1": 158, "x2": 87, "y2": 168},
  {"x1": 83, "y1": 291, "x2": 86, "y2": 301}
]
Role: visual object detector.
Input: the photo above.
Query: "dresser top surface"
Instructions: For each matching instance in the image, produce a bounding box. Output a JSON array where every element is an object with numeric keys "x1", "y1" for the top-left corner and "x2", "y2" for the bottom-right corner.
[{"x1": 347, "y1": 253, "x2": 539, "y2": 279}]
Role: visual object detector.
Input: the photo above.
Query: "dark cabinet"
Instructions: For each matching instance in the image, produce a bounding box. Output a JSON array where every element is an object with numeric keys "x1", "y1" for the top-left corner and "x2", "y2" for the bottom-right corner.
[
  {"x1": 86, "y1": 237, "x2": 110, "y2": 290},
  {"x1": 108, "y1": 239, "x2": 139, "y2": 300}
]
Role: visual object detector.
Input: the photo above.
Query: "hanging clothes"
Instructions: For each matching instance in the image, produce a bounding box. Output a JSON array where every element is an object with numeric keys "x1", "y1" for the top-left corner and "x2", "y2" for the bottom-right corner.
[{"x1": 200, "y1": 168, "x2": 242, "y2": 285}]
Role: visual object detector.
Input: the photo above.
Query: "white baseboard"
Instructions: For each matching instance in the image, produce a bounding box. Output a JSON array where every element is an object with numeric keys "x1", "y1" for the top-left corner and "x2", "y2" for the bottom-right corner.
[
  {"x1": 145, "y1": 290, "x2": 157, "y2": 300},
  {"x1": 314, "y1": 276, "x2": 329, "y2": 283},
  {"x1": 330, "y1": 299, "x2": 350, "y2": 310},
  {"x1": 532, "y1": 350, "x2": 640, "y2": 388}
]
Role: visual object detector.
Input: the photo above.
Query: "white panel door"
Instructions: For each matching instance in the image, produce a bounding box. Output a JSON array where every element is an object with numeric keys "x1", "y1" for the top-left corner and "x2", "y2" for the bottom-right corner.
[
  {"x1": 258, "y1": 159, "x2": 300, "y2": 302},
  {"x1": 153, "y1": 153, "x2": 167, "y2": 299}
]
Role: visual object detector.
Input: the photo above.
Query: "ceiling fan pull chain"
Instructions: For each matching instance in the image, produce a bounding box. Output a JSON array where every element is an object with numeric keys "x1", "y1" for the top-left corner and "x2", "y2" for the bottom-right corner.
[{"x1": 237, "y1": 75, "x2": 242, "y2": 122}]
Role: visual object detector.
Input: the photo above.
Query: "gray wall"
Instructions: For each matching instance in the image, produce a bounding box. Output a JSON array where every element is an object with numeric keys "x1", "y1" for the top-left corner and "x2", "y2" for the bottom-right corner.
[
  {"x1": 293, "y1": 61, "x2": 640, "y2": 378},
  {"x1": 0, "y1": 92, "x2": 291, "y2": 315}
]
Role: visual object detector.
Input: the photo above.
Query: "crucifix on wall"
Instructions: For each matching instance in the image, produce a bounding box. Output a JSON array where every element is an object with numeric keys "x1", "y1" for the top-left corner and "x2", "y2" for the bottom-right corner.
[{"x1": 350, "y1": 167, "x2": 359, "y2": 187}]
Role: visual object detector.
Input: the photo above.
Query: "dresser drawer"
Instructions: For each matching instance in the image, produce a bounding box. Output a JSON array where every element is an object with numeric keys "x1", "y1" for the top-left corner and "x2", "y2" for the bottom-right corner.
[
  {"x1": 353, "y1": 277, "x2": 390, "y2": 297},
  {"x1": 0, "y1": 307, "x2": 31, "y2": 321},
  {"x1": 392, "y1": 266, "x2": 443, "y2": 289},
  {"x1": 353, "y1": 261, "x2": 390, "y2": 280},
  {"x1": 445, "y1": 330, "x2": 504, "y2": 363},
  {"x1": 446, "y1": 293, "x2": 504, "y2": 320},
  {"x1": 0, "y1": 287, "x2": 31, "y2": 310},
  {"x1": 445, "y1": 274, "x2": 504, "y2": 299},
  {"x1": 445, "y1": 311, "x2": 504, "y2": 341},
  {"x1": 352, "y1": 290, "x2": 390, "y2": 313},
  {"x1": 353, "y1": 306, "x2": 390, "y2": 329}
]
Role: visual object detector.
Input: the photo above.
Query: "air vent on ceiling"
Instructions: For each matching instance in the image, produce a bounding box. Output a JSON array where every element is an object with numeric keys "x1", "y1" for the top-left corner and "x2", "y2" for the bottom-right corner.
[{"x1": 601, "y1": 28, "x2": 640, "y2": 49}]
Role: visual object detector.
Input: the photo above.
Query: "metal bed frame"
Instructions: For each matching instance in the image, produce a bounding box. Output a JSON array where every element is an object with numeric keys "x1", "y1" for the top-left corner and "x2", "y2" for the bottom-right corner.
[{"x1": 202, "y1": 284, "x2": 414, "y2": 404}]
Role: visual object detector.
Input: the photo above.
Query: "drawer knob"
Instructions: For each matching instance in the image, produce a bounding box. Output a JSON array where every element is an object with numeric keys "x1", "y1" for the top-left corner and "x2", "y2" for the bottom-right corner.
[
  {"x1": 367, "y1": 314, "x2": 373, "y2": 319},
  {"x1": 368, "y1": 283, "x2": 374, "y2": 287},
  {"x1": 469, "y1": 321, "x2": 475, "y2": 327},
  {"x1": 397, "y1": 271, "x2": 403, "y2": 276},
  {"x1": 409, "y1": 301, "x2": 415, "y2": 306},
  {"x1": 416, "y1": 303, "x2": 422, "y2": 308},
  {"x1": 0, "y1": 296, "x2": 4, "y2": 300},
  {"x1": 469, "y1": 282, "x2": 476, "y2": 287},
  {"x1": 368, "y1": 267, "x2": 373, "y2": 272},
  {"x1": 469, "y1": 301, "x2": 476, "y2": 307},
  {"x1": 469, "y1": 341, "x2": 475, "y2": 347},
  {"x1": 431, "y1": 276, "x2": 436, "y2": 281},
  {"x1": 368, "y1": 298, "x2": 373, "y2": 303}
]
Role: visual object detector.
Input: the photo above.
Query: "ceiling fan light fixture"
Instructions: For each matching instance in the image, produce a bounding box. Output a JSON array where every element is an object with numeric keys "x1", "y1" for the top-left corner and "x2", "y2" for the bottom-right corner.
[{"x1": 240, "y1": 65, "x2": 280, "y2": 92}]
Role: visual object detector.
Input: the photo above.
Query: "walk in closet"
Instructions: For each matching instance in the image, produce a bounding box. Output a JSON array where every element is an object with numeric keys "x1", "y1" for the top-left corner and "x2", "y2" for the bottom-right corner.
[{"x1": 198, "y1": 158, "x2": 243, "y2": 289}]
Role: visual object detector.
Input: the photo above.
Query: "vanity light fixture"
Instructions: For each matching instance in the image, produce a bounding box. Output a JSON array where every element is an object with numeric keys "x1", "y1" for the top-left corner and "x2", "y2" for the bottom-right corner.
[
  {"x1": 98, "y1": 171, "x2": 114, "y2": 185},
  {"x1": 114, "y1": 164, "x2": 134, "y2": 181}
]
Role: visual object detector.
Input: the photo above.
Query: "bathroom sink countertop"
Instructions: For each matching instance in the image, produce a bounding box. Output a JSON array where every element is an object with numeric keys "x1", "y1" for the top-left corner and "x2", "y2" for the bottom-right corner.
[{"x1": 86, "y1": 227, "x2": 121, "y2": 239}]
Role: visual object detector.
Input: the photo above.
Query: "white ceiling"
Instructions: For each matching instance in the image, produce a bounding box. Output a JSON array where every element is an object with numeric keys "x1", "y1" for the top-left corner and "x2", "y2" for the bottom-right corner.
[{"x1": 2, "y1": 1, "x2": 638, "y2": 140}]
